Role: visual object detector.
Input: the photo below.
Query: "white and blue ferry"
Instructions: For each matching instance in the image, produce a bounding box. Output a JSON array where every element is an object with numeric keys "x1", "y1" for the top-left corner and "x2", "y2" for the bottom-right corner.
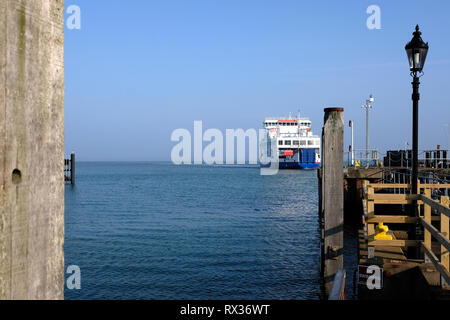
[{"x1": 261, "y1": 113, "x2": 321, "y2": 169}]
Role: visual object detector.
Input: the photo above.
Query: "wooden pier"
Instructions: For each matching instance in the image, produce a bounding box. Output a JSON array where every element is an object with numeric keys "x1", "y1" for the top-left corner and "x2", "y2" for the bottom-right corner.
[
  {"x1": 319, "y1": 108, "x2": 450, "y2": 300},
  {"x1": 357, "y1": 180, "x2": 450, "y2": 299}
]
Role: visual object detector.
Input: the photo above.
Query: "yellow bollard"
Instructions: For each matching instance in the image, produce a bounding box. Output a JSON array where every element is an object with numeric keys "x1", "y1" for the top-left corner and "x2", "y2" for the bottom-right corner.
[{"x1": 374, "y1": 222, "x2": 393, "y2": 240}]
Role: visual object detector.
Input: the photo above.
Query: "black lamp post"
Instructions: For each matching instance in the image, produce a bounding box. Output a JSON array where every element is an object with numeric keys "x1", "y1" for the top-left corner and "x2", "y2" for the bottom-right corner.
[{"x1": 405, "y1": 25, "x2": 428, "y2": 217}]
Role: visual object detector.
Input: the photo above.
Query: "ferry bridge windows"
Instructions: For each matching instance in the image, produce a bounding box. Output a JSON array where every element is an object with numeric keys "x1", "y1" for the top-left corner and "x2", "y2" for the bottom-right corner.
[
  {"x1": 278, "y1": 140, "x2": 283, "y2": 145},
  {"x1": 308, "y1": 140, "x2": 313, "y2": 146},
  {"x1": 285, "y1": 140, "x2": 291, "y2": 145},
  {"x1": 293, "y1": 140, "x2": 299, "y2": 146},
  {"x1": 299, "y1": 140, "x2": 306, "y2": 146},
  {"x1": 265, "y1": 122, "x2": 279, "y2": 127}
]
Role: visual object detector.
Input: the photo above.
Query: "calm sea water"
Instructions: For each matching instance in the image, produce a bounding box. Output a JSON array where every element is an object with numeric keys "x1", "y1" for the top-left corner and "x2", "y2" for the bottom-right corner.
[{"x1": 64, "y1": 162, "x2": 356, "y2": 300}]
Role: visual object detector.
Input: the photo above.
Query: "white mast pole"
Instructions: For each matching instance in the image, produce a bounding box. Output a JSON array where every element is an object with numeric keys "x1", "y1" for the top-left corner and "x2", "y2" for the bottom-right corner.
[
  {"x1": 349, "y1": 120, "x2": 354, "y2": 166},
  {"x1": 362, "y1": 95, "x2": 374, "y2": 167}
]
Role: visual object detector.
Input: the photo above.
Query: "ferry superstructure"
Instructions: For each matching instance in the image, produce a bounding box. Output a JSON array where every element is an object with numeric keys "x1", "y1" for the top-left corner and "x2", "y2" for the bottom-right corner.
[{"x1": 262, "y1": 114, "x2": 321, "y2": 169}]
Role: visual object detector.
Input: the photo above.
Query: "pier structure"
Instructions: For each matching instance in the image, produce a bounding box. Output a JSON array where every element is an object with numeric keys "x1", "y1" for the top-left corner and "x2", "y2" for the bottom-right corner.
[
  {"x1": 356, "y1": 177, "x2": 450, "y2": 299},
  {"x1": 64, "y1": 153, "x2": 76, "y2": 184},
  {"x1": 0, "y1": 0, "x2": 65, "y2": 299},
  {"x1": 319, "y1": 107, "x2": 450, "y2": 299}
]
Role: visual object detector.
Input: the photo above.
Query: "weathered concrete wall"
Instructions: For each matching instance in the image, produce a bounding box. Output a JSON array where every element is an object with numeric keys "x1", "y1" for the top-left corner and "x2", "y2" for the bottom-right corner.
[{"x1": 0, "y1": 0, "x2": 64, "y2": 299}]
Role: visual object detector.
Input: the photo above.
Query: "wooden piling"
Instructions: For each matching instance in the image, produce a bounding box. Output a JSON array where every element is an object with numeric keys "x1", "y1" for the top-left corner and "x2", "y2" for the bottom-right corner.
[
  {"x1": 70, "y1": 152, "x2": 75, "y2": 185},
  {"x1": 0, "y1": 0, "x2": 65, "y2": 299},
  {"x1": 321, "y1": 107, "x2": 344, "y2": 295}
]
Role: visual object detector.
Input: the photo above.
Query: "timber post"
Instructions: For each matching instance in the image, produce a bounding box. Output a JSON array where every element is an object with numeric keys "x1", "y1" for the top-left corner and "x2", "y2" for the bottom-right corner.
[
  {"x1": 321, "y1": 107, "x2": 345, "y2": 296},
  {"x1": 70, "y1": 152, "x2": 75, "y2": 185},
  {"x1": 0, "y1": 0, "x2": 65, "y2": 299}
]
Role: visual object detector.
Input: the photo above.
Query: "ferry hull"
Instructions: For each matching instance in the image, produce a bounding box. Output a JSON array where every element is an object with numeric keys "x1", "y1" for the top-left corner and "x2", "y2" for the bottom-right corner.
[{"x1": 261, "y1": 162, "x2": 321, "y2": 170}]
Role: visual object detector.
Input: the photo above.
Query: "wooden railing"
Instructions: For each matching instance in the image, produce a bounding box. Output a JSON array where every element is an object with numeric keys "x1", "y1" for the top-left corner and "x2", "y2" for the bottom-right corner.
[
  {"x1": 361, "y1": 180, "x2": 450, "y2": 289},
  {"x1": 419, "y1": 191, "x2": 450, "y2": 287}
]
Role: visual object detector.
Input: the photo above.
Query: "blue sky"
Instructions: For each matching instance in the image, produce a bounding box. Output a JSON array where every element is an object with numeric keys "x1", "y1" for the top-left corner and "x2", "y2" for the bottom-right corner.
[{"x1": 65, "y1": 0, "x2": 450, "y2": 161}]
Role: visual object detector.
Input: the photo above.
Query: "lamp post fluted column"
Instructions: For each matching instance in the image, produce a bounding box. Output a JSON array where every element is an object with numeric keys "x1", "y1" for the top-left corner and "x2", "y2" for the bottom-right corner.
[
  {"x1": 411, "y1": 75, "x2": 420, "y2": 201},
  {"x1": 405, "y1": 25, "x2": 428, "y2": 220},
  {"x1": 405, "y1": 25, "x2": 428, "y2": 258}
]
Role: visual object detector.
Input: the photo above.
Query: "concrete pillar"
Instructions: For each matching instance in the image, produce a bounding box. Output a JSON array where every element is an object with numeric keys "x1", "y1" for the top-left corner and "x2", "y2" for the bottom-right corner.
[
  {"x1": 321, "y1": 107, "x2": 344, "y2": 295},
  {"x1": 0, "y1": 0, "x2": 65, "y2": 299}
]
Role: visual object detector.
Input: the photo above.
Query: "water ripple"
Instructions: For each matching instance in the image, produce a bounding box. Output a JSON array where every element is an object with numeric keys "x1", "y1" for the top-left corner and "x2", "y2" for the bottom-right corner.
[{"x1": 65, "y1": 162, "x2": 321, "y2": 300}]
